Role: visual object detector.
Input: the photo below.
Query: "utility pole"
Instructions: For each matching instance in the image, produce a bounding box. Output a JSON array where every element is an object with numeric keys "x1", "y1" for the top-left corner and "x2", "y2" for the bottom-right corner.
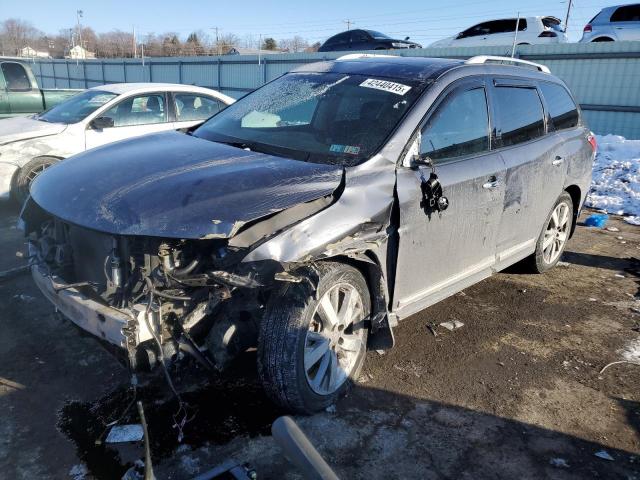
[
  {"x1": 211, "y1": 27, "x2": 220, "y2": 56},
  {"x1": 76, "y1": 10, "x2": 83, "y2": 59},
  {"x1": 343, "y1": 19, "x2": 354, "y2": 31},
  {"x1": 564, "y1": 0, "x2": 573, "y2": 33}
]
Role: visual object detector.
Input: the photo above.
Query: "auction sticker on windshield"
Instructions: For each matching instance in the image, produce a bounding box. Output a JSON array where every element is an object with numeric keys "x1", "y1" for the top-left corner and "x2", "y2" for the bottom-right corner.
[{"x1": 360, "y1": 78, "x2": 412, "y2": 96}]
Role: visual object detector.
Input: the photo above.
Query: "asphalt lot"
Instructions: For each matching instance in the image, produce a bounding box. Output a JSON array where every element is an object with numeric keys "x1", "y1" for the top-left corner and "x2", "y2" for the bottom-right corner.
[{"x1": 0, "y1": 201, "x2": 639, "y2": 479}]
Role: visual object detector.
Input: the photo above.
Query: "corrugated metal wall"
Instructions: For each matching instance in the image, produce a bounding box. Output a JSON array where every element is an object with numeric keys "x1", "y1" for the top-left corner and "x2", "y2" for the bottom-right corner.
[{"x1": 23, "y1": 41, "x2": 640, "y2": 138}]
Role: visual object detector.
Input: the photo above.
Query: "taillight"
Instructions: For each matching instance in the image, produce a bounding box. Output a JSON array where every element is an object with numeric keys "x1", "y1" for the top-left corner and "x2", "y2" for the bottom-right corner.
[
  {"x1": 539, "y1": 31, "x2": 558, "y2": 37},
  {"x1": 584, "y1": 24, "x2": 592, "y2": 33},
  {"x1": 587, "y1": 133, "x2": 597, "y2": 154}
]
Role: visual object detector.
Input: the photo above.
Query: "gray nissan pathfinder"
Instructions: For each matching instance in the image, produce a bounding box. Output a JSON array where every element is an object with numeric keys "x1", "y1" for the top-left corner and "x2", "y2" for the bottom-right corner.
[{"x1": 21, "y1": 54, "x2": 595, "y2": 413}]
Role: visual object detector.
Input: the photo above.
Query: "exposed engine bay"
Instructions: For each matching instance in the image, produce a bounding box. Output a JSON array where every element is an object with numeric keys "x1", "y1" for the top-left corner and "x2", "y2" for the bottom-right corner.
[{"x1": 25, "y1": 209, "x2": 282, "y2": 372}]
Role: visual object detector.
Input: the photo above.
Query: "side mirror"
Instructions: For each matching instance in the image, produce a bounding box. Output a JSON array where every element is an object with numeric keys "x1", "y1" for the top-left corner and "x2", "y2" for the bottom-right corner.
[
  {"x1": 411, "y1": 152, "x2": 432, "y2": 169},
  {"x1": 456, "y1": 32, "x2": 464, "y2": 39},
  {"x1": 90, "y1": 116, "x2": 114, "y2": 130},
  {"x1": 405, "y1": 36, "x2": 410, "y2": 41}
]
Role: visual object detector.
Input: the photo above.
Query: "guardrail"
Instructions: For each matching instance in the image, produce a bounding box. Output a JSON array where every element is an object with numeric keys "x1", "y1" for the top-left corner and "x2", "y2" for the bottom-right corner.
[{"x1": 13, "y1": 41, "x2": 640, "y2": 138}]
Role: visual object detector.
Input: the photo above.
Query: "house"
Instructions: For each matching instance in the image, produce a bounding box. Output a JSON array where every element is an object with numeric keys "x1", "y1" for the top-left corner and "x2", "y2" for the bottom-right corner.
[
  {"x1": 65, "y1": 45, "x2": 96, "y2": 59},
  {"x1": 18, "y1": 46, "x2": 50, "y2": 58}
]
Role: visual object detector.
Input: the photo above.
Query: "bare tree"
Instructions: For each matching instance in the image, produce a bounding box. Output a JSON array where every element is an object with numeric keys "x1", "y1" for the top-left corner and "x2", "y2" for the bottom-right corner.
[
  {"x1": 279, "y1": 35, "x2": 309, "y2": 53},
  {"x1": 161, "y1": 33, "x2": 181, "y2": 56},
  {"x1": 1, "y1": 18, "x2": 43, "y2": 55},
  {"x1": 214, "y1": 33, "x2": 240, "y2": 54}
]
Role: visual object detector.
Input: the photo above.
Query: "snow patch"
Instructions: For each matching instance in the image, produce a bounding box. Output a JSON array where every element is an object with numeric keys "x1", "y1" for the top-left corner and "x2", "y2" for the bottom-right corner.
[
  {"x1": 586, "y1": 135, "x2": 640, "y2": 220},
  {"x1": 621, "y1": 338, "x2": 640, "y2": 363}
]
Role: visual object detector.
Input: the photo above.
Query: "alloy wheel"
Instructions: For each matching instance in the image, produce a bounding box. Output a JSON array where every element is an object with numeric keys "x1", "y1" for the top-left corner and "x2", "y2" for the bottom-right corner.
[
  {"x1": 304, "y1": 283, "x2": 366, "y2": 395},
  {"x1": 543, "y1": 202, "x2": 570, "y2": 264}
]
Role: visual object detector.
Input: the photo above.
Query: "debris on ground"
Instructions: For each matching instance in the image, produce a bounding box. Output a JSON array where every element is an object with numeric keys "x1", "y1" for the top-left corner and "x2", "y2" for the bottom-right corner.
[
  {"x1": 606, "y1": 226, "x2": 620, "y2": 232},
  {"x1": 594, "y1": 450, "x2": 615, "y2": 461},
  {"x1": 376, "y1": 350, "x2": 385, "y2": 356},
  {"x1": 585, "y1": 214, "x2": 609, "y2": 228},
  {"x1": 549, "y1": 457, "x2": 570, "y2": 468},
  {"x1": 325, "y1": 404, "x2": 336, "y2": 414},
  {"x1": 12, "y1": 293, "x2": 35, "y2": 302},
  {"x1": 439, "y1": 320, "x2": 464, "y2": 331},
  {"x1": 427, "y1": 323, "x2": 438, "y2": 337},
  {"x1": 105, "y1": 424, "x2": 144, "y2": 443},
  {"x1": 556, "y1": 261, "x2": 571, "y2": 267}
]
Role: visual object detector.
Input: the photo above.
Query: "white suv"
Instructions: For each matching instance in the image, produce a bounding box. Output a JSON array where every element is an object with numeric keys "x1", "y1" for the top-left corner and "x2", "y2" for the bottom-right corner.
[{"x1": 429, "y1": 17, "x2": 568, "y2": 48}]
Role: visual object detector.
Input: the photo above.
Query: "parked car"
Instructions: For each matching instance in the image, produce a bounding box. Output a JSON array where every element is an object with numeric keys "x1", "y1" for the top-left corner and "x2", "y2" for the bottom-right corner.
[
  {"x1": 318, "y1": 29, "x2": 421, "y2": 52},
  {"x1": 429, "y1": 16, "x2": 567, "y2": 47},
  {"x1": 22, "y1": 55, "x2": 594, "y2": 413},
  {"x1": 0, "y1": 59, "x2": 81, "y2": 118},
  {"x1": 0, "y1": 83, "x2": 234, "y2": 203},
  {"x1": 580, "y1": 4, "x2": 640, "y2": 42}
]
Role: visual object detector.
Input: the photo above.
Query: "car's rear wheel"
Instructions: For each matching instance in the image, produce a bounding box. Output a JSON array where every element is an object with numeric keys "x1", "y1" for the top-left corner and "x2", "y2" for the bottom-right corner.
[
  {"x1": 258, "y1": 262, "x2": 369, "y2": 413},
  {"x1": 13, "y1": 156, "x2": 59, "y2": 205},
  {"x1": 528, "y1": 192, "x2": 573, "y2": 273}
]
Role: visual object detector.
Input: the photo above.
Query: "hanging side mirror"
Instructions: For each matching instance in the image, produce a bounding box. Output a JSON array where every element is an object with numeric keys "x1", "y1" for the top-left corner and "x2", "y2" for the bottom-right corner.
[{"x1": 90, "y1": 116, "x2": 114, "y2": 130}]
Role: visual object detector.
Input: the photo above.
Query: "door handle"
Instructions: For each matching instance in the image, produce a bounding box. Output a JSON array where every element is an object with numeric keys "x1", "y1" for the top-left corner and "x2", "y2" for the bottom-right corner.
[
  {"x1": 552, "y1": 156, "x2": 564, "y2": 166},
  {"x1": 482, "y1": 178, "x2": 499, "y2": 189}
]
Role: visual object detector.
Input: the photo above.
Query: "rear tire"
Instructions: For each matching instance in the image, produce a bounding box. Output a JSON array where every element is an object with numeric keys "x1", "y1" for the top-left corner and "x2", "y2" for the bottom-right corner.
[
  {"x1": 527, "y1": 192, "x2": 573, "y2": 273},
  {"x1": 12, "y1": 156, "x2": 59, "y2": 205},
  {"x1": 258, "y1": 262, "x2": 370, "y2": 414}
]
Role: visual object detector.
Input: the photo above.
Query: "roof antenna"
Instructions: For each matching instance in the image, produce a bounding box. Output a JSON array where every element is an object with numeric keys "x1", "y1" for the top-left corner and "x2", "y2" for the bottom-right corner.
[{"x1": 511, "y1": 12, "x2": 521, "y2": 58}]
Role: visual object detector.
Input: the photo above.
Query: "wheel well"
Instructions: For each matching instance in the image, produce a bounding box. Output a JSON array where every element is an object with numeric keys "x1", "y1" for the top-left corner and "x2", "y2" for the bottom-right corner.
[
  {"x1": 565, "y1": 185, "x2": 581, "y2": 237},
  {"x1": 592, "y1": 37, "x2": 614, "y2": 42}
]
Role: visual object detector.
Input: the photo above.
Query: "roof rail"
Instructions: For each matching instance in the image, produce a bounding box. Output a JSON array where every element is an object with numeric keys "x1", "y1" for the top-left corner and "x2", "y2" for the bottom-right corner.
[
  {"x1": 465, "y1": 55, "x2": 551, "y2": 74},
  {"x1": 336, "y1": 53, "x2": 398, "y2": 61}
]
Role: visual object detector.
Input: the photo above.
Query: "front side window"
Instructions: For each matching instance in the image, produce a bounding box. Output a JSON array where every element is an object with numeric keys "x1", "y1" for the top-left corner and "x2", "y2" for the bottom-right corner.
[
  {"x1": 539, "y1": 82, "x2": 579, "y2": 130},
  {"x1": 1, "y1": 63, "x2": 31, "y2": 91},
  {"x1": 194, "y1": 72, "x2": 425, "y2": 166},
  {"x1": 351, "y1": 31, "x2": 370, "y2": 42},
  {"x1": 37, "y1": 90, "x2": 117, "y2": 124},
  {"x1": 611, "y1": 5, "x2": 640, "y2": 22},
  {"x1": 494, "y1": 86, "x2": 545, "y2": 147},
  {"x1": 175, "y1": 94, "x2": 223, "y2": 121},
  {"x1": 420, "y1": 87, "x2": 489, "y2": 162},
  {"x1": 102, "y1": 94, "x2": 166, "y2": 127}
]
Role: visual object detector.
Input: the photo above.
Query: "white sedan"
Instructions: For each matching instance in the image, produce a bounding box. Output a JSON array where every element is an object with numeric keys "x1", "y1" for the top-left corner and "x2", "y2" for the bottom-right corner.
[
  {"x1": 429, "y1": 16, "x2": 568, "y2": 48},
  {"x1": 0, "y1": 83, "x2": 234, "y2": 202}
]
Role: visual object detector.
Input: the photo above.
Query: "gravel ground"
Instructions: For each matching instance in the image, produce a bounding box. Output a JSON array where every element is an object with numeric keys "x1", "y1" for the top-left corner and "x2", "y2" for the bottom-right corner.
[{"x1": 0, "y1": 202, "x2": 638, "y2": 479}]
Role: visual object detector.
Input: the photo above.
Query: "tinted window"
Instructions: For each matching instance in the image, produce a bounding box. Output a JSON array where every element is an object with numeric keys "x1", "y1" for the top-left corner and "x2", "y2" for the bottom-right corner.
[
  {"x1": 539, "y1": 83, "x2": 579, "y2": 130},
  {"x1": 351, "y1": 30, "x2": 370, "y2": 42},
  {"x1": 326, "y1": 32, "x2": 350, "y2": 45},
  {"x1": 494, "y1": 86, "x2": 545, "y2": 147},
  {"x1": 1, "y1": 62, "x2": 31, "y2": 91},
  {"x1": 175, "y1": 94, "x2": 223, "y2": 121},
  {"x1": 611, "y1": 5, "x2": 640, "y2": 22},
  {"x1": 102, "y1": 94, "x2": 166, "y2": 127},
  {"x1": 420, "y1": 87, "x2": 489, "y2": 162}
]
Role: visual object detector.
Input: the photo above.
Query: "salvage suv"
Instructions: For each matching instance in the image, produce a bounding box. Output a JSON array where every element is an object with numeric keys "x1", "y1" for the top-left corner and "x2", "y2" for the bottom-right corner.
[{"x1": 22, "y1": 55, "x2": 595, "y2": 413}]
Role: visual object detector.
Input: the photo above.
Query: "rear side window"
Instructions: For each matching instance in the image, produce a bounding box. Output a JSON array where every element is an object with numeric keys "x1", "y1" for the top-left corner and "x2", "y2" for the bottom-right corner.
[
  {"x1": 1, "y1": 62, "x2": 31, "y2": 91},
  {"x1": 326, "y1": 32, "x2": 350, "y2": 45},
  {"x1": 420, "y1": 87, "x2": 489, "y2": 162},
  {"x1": 610, "y1": 5, "x2": 640, "y2": 22},
  {"x1": 539, "y1": 83, "x2": 579, "y2": 130},
  {"x1": 494, "y1": 86, "x2": 545, "y2": 147}
]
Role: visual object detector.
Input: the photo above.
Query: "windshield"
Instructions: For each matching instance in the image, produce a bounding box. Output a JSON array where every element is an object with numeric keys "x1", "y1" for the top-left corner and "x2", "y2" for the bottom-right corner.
[
  {"x1": 38, "y1": 90, "x2": 117, "y2": 124},
  {"x1": 194, "y1": 72, "x2": 425, "y2": 166},
  {"x1": 367, "y1": 30, "x2": 392, "y2": 39}
]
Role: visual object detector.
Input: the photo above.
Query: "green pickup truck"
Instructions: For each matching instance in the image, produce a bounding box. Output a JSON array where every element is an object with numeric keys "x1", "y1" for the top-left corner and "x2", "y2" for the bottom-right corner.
[{"x1": 0, "y1": 59, "x2": 82, "y2": 118}]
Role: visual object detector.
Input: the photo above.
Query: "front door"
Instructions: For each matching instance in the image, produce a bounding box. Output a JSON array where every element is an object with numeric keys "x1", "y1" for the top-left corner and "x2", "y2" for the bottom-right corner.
[
  {"x1": 610, "y1": 5, "x2": 640, "y2": 40},
  {"x1": 85, "y1": 92, "x2": 172, "y2": 150},
  {"x1": 393, "y1": 79, "x2": 506, "y2": 319}
]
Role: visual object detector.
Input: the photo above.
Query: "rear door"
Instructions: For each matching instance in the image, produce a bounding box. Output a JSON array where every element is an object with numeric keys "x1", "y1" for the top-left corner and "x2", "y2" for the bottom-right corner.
[
  {"x1": 85, "y1": 92, "x2": 172, "y2": 150},
  {"x1": 1, "y1": 62, "x2": 43, "y2": 115},
  {"x1": 491, "y1": 78, "x2": 565, "y2": 269},
  {"x1": 0, "y1": 68, "x2": 9, "y2": 117},
  {"x1": 609, "y1": 4, "x2": 640, "y2": 41},
  {"x1": 394, "y1": 77, "x2": 506, "y2": 317}
]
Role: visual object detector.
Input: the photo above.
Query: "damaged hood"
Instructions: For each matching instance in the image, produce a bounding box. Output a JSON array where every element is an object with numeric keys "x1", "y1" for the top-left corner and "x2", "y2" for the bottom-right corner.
[
  {"x1": 30, "y1": 131, "x2": 343, "y2": 239},
  {"x1": 0, "y1": 116, "x2": 67, "y2": 146}
]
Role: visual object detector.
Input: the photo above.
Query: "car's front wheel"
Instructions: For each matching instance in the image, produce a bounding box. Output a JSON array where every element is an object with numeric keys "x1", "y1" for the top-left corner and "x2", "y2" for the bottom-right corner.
[
  {"x1": 528, "y1": 192, "x2": 574, "y2": 273},
  {"x1": 13, "y1": 156, "x2": 59, "y2": 204},
  {"x1": 258, "y1": 262, "x2": 369, "y2": 413}
]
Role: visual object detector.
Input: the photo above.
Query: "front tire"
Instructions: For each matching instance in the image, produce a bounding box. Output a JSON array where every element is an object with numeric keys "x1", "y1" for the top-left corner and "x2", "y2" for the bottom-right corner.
[
  {"x1": 528, "y1": 192, "x2": 573, "y2": 273},
  {"x1": 258, "y1": 262, "x2": 370, "y2": 413},
  {"x1": 12, "y1": 156, "x2": 59, "y2": 204}
]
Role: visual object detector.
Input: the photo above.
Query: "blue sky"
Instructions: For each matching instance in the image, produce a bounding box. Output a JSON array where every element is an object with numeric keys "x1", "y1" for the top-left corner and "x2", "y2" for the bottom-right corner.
[{"x1": 3, "y1": 0, "x2": 614, "y2": 44}]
